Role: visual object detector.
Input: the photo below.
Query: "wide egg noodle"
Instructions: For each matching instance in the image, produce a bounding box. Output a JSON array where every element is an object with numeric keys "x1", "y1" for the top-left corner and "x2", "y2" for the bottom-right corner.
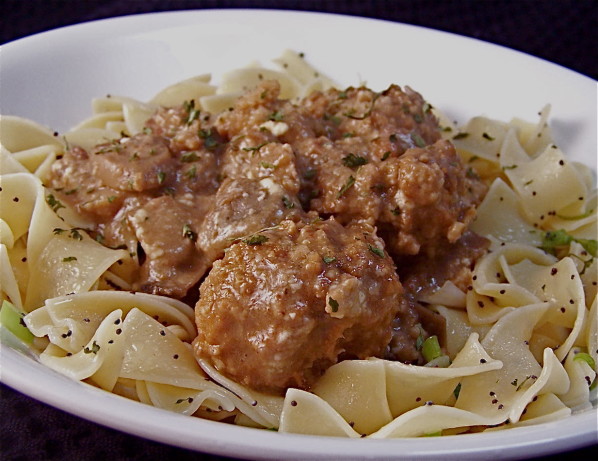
[
  {"x1": 368, "y1": 405, "x2": 495, "y2": 438},
  {"x1": 465, "y1": 290, "x2": 516, "y2": 325},
  {"x1": 456, "y1": 302, "x2": 561, "y2": 424},
  {"x1": 121, "y1": 99, "x2": 157, "y2": 135},
  {"x1": 280, "y1": 334, "x2": 502, "y2": 437},
  {"x1": 470, "y1": 178, "x2": 542, "y2": 246},
  {"x1": 517, "y1": 257, "x2": 586, "y2": 361},
  {"x1": 24, "y1": 291, "x2": 195, "y2": 354},
  {"x1": 0, "y1": 115, "x2": 64, "y2": 153},
  {"x1": 417, "y1": 280, "x2": 466, "y2": 308},
  {"x1": 144, "y1": 381, "x2": 237, "y2": 416},
  {"x1": 505, "y1": 347, "x2": 570, "y2": 423},
  {"x1": 451, "y1": 116, "x2": 509, "y2": 165},
  {"x1": 272, "y1": 49, "x2": 336, "y2": 88},
  {"x1": 559, "y1": 348, "x2": 597, "y2": 412},
  {"x1": 383, "y1": 333, "x2": 502, "y2": 417},
  {"x1": 587, "y1": 297, "x2": 598, "y2": 368},
  {"x1": 497, "y1": 255, "x2": 587, "y2": 362},
  {"x1": 472, "y1": 243, "x2": 556, "y2": 306},
  {"x1": 434, "y1": 306, "x2": 491, "y2": 359},
  {"x1": 37, "y1": 309, "x2": 126, "y2": 391},
  {"x1": 517, "y1": 104, "x2": 554, "y2": 157},
  {"x1": 1, "y1": 173, "x2": 47, "y2": 246},
  {"x1": 217, "y1": 67, "x2": 301, "y2": 100},
  {"x1": 11, "y1": 144, "x2": 62, "y2": 179},
  {"x1": 149, "y1": 74, "x2": 216, "y2": 108},
  {"x1": 485, "y1": 393, "x2": 570, "y2": 431},
  {"x1": 205, "y1": 50, "x2": 337, "y2": 112},
  {"x1": 278, "y1": 388, "x2": 361, "y2": 438},
  {"x1": 2, "y1": 173, "x2": 128, "y2": 312},
  {"x1": 118, "y1": 308, "x2": 273, "y2": 425},
  {"x1": 119, "y1": 307, "x2": 207, "y2": 388},
  {"x1": 0, "y1": 145, "x2": 30, "y2": 175},
  {"x1": 69, "y1": 111, "x2": 124, "y2": 131},
  {"x1": 197, "y1": 358, "x2": 284, "y2": 429},
  {"x1": 25, "y1": 233, "x2": 129, "y2": 311},
  {"x1": 501, "y1": 137, "x2": 588, "y2": 223},
  {"x1": 0, "y1": 243, "x2": 22, "y2": 309},
  {"x1": 311, "y1": 359, "x2": 392, "y2": 435},
  {"x1": 0, "y1": 115, "x2": 110, "y2": 173}
]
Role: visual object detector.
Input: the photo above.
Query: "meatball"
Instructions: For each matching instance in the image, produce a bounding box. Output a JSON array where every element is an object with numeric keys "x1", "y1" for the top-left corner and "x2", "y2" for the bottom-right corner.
[
  {"x1": 193, "y1": 218, "x2": 404, "y2": 394},
  {"x1": 378, "y1": 139, "x2": 486, "y2": 257}
]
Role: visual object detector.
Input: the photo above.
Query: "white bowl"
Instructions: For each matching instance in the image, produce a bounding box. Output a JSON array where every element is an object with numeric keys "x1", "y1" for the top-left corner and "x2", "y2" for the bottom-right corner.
[{"x1": 1, "y1": 9, "x2": 596, "y2": 460}]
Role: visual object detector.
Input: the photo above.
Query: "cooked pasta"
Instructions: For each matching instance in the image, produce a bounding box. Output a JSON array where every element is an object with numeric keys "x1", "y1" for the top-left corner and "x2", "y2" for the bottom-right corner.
[{"x1": 0, "y1": 50, "x2": 595, "y2": 438}]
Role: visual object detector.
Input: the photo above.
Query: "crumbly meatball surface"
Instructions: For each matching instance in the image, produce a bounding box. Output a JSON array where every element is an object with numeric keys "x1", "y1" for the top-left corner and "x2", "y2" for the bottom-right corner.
[{"x1": 193, "y1": 218, "x2": 404, "y2": 394}]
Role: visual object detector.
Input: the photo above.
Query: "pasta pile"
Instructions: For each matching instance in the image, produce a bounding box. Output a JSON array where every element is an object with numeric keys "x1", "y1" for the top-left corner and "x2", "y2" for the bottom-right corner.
[{"x1": 0, "y1": 50, "x2": 596, "y2": 437}]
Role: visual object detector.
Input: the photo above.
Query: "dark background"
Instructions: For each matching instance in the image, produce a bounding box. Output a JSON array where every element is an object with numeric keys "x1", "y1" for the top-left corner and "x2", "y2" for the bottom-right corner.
[{"x1": 1, "y1": 1, "x2": 597, "y2": 460}]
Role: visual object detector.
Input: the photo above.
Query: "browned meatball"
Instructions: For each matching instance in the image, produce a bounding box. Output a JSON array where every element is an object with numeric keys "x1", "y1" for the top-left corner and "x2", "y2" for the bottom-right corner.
[
  {"x1": 377, "y1": 139, "x2": 486, "y2": 257},
  {"x1": 193, "y1": 218, "x2": 404, "y2": 394}
]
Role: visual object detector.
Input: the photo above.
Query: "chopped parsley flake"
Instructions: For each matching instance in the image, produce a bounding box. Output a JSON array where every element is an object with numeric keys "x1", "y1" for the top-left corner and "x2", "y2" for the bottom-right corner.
[
  {"x1": 199, "y1": 128, "x2": 219, "y2": 149},
  {"x1": 368, "y1": 244, "x2": 384, "y2": 257},
  {"x1": 46, "y1": 194, "x2": 65, "y2": 212},
  {"x1": 181, "y1": 151, "x2": 199, "y2": 163},
  {"x1": 337, "y1": 175, "x2": 356, "y2": 198},
  {"x1": 410, "y1": 132, "x2": 426, "y2": 148},
  {"x1": 243, "y1": 234, "x2": 269, "y2": 246},
  {"x1": 342, "y1": 153, "x2": 368, "y2": 169},
  {"x1": 84, "y1": 341, "x2": 101, "y2": 354},
  {"x1": 242, "y1": 142, "x2": 268, "y2": 153},
  {"x1": 268, "y1": 111, "x2": 284, "y2": 121},
  {"x1": 183, "y1": 100, "x2": 200, "y2": 125},
  {"x1": 186, "y1": 165, "x2": 197, "y2": 179}
]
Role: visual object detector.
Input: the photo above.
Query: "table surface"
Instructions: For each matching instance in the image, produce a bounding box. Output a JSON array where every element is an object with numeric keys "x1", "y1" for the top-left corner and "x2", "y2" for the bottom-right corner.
[{"x1": 1, "y1": 1, "x2": 597, "y2": 460}]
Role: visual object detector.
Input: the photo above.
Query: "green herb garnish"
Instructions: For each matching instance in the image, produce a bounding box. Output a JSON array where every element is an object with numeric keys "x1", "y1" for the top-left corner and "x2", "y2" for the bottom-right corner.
[
  {"x1": 368, "y1": 244, "x2": 384, "y2": 257},
  {"x1": 183, "y1": 100, "x2": 200, "y2": 125},
  {"x1": 410, "y1": 132, "x2": 426, "y2": 148},
  {"x1": 243, "y1": 234, "x2": 269, "y2": 246},
  {"x1": 337, "y1": 175, "x2": 355, "y2": 198},
  {"x1": 342, "y1": 153, "x2": 368, "y2": 169},
  {"x1": 181, "y1": 151, "x2": 199, "y2": 163},
  {"x1": 84, "y1": 341, "x2": 101, "y2": 354},
  {"x1": 46, "y1": 194, "x2": 65, "y2": 212}
]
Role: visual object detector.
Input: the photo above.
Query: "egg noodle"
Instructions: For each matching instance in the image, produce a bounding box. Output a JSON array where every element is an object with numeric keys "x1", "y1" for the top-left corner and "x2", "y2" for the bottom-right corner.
[{"x1": 0, "y1": 50, "x2": 596, "y2": 438}]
